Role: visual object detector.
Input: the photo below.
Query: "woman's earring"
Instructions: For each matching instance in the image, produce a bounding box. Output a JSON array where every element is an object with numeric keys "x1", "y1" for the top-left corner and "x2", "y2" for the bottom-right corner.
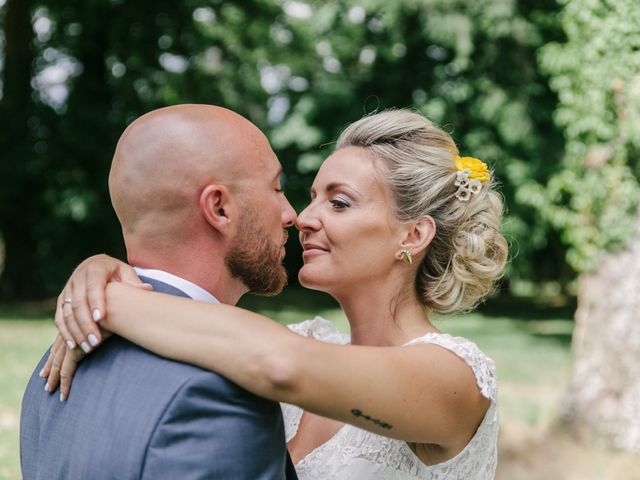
[{"x1": 399, "y1": 249, "x2": 413, "y2": 265}]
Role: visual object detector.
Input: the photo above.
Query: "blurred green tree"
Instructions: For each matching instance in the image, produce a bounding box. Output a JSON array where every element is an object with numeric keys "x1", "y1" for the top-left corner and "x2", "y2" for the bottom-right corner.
[
  {"x1": 0, "y1": 0, "x2": 286, "y2": 297},
  {"x1": 267, "y1": 0, "x2": 567, "y2": 293},
  {"x1": 538, "y1": 0, "x2": 640, "y2": 452},
  {"x1": 0, "y1": 0, "x2": 37, "y2": 299},
  {"x1": 0, "y1": 0, "x2": 564, "y2": 298}
]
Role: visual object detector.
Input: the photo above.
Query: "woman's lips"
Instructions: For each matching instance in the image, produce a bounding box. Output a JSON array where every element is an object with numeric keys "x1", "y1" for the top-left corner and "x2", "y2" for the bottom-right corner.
[{"x1": 302, "y1": 244, "x2": 329, "y2": 257}]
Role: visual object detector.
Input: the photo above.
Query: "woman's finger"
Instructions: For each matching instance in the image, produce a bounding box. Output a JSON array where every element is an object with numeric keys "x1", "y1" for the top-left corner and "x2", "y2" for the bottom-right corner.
[
  {"x1": 55, "y1": 254, "x2": 142, "y2": 350},
  {"x1": 69, "y1": 273, "x2": 102, "y2": 351},
  {"x1": 41, "y1": 335, "x2": 65, "y2": 379},
  {"x1": 41, "y1": 350, "x2": 53, "y2": 380},
  {"x1": 59, "y1": 348, "x2": 84, "y2": 401},
  {"x1": 84, "y1": 258, "x2": 115, "y2": 323},
  {"x1": 44, "y1": 340, "x2": 66, "y2": 394},
  {"x1": 81, "y1": 255, "x2": 143, "y2": 323},
  {"x1": 55, "y1": 292, "x2": 77, "y2": 350},
  {"x1": 62, "y1": 297, "x2": 91, "y2": 352},
  {"x1": 117, "y1": 262, "x2": 149, "y2": 287}
]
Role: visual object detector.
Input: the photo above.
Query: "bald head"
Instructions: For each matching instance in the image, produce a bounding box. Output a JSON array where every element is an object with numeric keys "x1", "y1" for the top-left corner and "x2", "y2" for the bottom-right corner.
[{"x1": 109, "y1": 104, "x2": 271, "y2": 242}]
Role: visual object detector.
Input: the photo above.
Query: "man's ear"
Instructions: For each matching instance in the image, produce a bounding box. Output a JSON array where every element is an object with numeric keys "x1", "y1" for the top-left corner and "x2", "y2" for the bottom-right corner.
[
  {"x1": 199, "y1": 184, "x2": 234, "y2": 235},
  {"x1": 400, "y1": 215, "x2": 436, "y2": 257}
]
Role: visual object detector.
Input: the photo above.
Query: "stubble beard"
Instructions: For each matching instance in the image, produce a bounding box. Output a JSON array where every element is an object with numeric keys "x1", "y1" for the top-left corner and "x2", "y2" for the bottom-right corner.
[{"x1": 225, "y1": 210, "x2": 288, "y2": 296}]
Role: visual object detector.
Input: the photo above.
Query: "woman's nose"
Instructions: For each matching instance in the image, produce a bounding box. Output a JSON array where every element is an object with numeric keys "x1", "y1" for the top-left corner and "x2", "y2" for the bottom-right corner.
[{"x1": 295, "y1": 203, "x2": 320, "y2": 232}]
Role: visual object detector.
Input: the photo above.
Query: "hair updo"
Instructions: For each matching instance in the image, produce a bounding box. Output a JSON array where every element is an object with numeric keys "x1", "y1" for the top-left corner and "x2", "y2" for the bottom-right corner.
[{"x1": 336, "y1": 109, "x2": 508, "y2": 313}]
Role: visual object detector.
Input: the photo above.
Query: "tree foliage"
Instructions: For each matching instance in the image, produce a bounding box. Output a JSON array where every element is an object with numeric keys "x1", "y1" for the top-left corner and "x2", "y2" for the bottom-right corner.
[
  {"x1": 536, "y1": 0, "x2": 640, "y2": 453},
  {"x1": 0, "y1": 0, "x2": 566, "y2": 298},
  {"x1": 531, "y1": 0, "x2": 640, "y2": 272},
  {"x1": 271, "y1": 0, "x2": 567, "y2": 290}
]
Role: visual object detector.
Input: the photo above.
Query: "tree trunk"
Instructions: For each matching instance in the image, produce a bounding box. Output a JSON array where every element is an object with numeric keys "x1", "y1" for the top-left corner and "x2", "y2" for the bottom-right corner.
[
  {"x1": 560, "y1": 214, "x2": 640, "y2": 451},
  {"x1": 0, "y1": 0, "x2": 37, "y2": 299}
]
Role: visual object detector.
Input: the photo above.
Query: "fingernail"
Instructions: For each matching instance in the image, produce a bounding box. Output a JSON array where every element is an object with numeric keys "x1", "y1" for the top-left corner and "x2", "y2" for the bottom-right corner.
[
  {"x1": 66, "y1": 340, "x2": 76, "y2": 350},
  {"x1": 39, "y1": 368, "x2": 45, "y2": 378},
  {"x1": 88, "y1": 334, "x2": 99, "y2": 347},
  {"x1": 60, "y1": 393, "x2": 66, "y2": 402},
  {"x1": 80, "y1": 342, "x2": 91, "y2": 353},
  {"x1": 92, "y1": 308, "x2": 102, "y2": 322},
  {"x1": 44, "y1": 383, "x2": 50, "y2": 392}
]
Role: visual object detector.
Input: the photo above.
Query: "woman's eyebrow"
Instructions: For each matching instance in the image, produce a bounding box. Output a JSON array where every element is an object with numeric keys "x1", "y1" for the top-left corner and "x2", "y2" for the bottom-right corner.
[
  {"x1": 326, "y1": 182, "x2": 362, "y2": 197},
  {"x1": 309, "y1": 182, "x2": 362, "y2": 198}
]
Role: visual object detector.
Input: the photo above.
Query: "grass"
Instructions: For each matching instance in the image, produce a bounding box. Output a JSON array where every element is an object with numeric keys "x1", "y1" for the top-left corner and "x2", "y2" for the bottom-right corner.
[
  {"x1": 0, "y1": 316, "x2": 57, "y2": 480},
  {"x1": 0, "y1": 289, "x2": 616, "y2": 480}
]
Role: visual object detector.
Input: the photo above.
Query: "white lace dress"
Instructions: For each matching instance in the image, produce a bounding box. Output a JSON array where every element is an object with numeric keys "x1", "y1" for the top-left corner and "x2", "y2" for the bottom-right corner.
[{"x1": 281, "y1": 317, "x2": 498, "y2": 480}]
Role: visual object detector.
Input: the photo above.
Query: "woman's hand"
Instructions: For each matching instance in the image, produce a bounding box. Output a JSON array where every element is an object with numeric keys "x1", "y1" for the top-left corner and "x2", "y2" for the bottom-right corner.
[
  {"x1": 55, "y1": 254, "x2": 152, "y2": 352},
  {"x1": 40, "y1": 334, "x2": 86, "y2": 401}
]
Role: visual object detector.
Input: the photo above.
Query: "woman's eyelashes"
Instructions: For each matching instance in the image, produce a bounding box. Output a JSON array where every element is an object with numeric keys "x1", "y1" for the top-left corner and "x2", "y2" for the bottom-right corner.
[{"x1": 329, "y1": 197, "x2": 352, "y2": 210}]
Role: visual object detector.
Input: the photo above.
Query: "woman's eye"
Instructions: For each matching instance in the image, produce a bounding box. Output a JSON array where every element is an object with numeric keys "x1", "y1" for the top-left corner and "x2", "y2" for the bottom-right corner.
[{"x1": 330, "y1": 198, "x2": 350, "y2": 209}]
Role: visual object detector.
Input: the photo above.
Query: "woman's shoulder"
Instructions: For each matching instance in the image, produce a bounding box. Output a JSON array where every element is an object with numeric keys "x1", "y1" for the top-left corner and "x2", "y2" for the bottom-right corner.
[
  {"x1": 286, "y1": 316, "x2": 350, "y2": 345},
  {"x1": 404, "y1": 332, "x2": 498, "y2": 402}
]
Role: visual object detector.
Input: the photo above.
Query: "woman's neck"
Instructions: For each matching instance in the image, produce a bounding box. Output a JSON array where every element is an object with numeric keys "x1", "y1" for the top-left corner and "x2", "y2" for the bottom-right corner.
[{"x1": 334, "y1": 278, "x2": 438, "y2": 347}]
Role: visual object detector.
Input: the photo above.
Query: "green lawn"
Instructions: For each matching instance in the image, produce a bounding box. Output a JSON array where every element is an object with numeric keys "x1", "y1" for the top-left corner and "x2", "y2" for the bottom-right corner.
[
  {"x1": 0, "y1": 313, "x2": 58, "y2": 480},
  {"x1": 1, "y1": 291, "x2": 574, "y2": 480}
]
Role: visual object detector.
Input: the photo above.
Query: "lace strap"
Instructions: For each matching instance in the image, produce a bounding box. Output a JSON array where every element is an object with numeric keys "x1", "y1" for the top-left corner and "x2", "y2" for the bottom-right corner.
[
  {"x1": 281, "y1": 402, "x2": 303, "y2": 443},
  {"x1": 287, "y1": 316, "x2": 350, "y2": 345},
  {"x1": 404, "y1": 333, "x2": 498, "y2": 402},
  {"x1": 283, "y1": 317, "x2": 347, "y2": 443}
]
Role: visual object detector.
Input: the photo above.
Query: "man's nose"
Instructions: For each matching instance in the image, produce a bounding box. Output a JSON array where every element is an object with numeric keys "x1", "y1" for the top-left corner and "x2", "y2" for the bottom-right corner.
[{"x1": 281, "y1": 197, "x2": 297, "y2": 228}]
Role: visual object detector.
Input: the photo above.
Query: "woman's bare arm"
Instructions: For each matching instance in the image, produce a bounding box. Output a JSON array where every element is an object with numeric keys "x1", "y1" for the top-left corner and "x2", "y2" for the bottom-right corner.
[{"x1": 97, "y1": 283, "x2": 489, "y2": 448}]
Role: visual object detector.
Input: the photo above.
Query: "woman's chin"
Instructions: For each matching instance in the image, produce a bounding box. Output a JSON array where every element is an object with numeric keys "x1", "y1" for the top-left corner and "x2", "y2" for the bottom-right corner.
[{"x1": 298, "y1": 269, "x2": 329, "y2": 292}]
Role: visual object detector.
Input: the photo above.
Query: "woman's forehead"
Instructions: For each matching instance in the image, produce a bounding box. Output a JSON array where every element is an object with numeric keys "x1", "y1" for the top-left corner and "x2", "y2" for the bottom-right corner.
[
  {"x1": 316, "y1": 148, "x2": 376, "y2": 182},
  {"x1": 313, "y1": 147, "x2": 392, "y2": 199}
]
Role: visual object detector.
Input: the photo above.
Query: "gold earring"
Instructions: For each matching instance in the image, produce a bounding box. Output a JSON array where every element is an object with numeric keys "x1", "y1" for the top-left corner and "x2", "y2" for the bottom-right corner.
[{"x1": 399, "y1": 249, "x2": 413, "y2": 265}]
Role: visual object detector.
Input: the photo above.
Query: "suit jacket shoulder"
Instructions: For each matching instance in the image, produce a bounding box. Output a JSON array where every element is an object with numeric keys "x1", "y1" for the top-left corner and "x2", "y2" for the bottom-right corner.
[{"x1": 21, "y1": 336, "x2": 288, "y2": 479}]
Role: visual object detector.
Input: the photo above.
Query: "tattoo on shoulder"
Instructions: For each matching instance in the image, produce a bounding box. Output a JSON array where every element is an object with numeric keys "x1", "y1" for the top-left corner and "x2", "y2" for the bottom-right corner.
[{"x1": 351, "y1": 408, "x2": 393, "y2": 430}]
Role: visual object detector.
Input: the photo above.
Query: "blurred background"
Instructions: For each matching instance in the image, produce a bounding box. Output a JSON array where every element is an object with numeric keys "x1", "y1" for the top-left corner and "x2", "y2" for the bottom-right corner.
[{"x1": 1, "y1": 0, "x2": 639, "y2": 478}]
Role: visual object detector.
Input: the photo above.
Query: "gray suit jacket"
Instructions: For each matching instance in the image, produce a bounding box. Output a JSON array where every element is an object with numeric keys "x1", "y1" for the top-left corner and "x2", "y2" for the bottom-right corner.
[{"x1": 20, "y1": 277, "x2": 296, "y2": 479}]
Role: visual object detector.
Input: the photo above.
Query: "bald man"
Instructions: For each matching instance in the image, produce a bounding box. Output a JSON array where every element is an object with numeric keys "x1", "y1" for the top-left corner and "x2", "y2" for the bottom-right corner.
[{"x1": 20, "y1": 105, "x2": 298, "y2": 479}]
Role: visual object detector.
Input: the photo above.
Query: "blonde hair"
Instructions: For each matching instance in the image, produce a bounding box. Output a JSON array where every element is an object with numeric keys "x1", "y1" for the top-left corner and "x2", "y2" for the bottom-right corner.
[{"x1": 336, "y1": 109, "x2": 508, "y2": 313}]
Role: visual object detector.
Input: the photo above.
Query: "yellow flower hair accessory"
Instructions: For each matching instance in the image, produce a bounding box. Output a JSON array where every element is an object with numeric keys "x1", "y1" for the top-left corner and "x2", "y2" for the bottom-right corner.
[
  {"x1": 453, "y1": 156, "x2": 490, "y2": 202},
  {"x1": 455, "y1": 156, "x2": 490, "y2": 182}
]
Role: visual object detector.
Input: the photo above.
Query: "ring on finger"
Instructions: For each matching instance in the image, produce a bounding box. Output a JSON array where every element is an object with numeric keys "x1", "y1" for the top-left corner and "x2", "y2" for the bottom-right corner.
[{"x1": 62, "y1": 298, "x2": 72, "y2": 306}]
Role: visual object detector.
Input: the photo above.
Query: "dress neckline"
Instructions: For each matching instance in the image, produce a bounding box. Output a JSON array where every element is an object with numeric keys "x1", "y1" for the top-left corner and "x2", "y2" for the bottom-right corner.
[
  {"x1": 287, "y1": 331, "x2": 454, "y2": 467},
  {"x1": 285, "y1": 329, "x2": 495, "y2": 470},
  {"x1": 283, "y1": 317, "x2": 499, "y2": 478},
  {"x1": 288, "y1": 401, "x2": 498, "y2": 471},
  {"x1": 288, "y1": 413, "x2": 350, "y2": 467}
]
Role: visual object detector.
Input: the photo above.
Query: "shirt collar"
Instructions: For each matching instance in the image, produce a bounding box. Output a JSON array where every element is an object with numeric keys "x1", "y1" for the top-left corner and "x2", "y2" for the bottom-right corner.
[{"x1": 133, "y1": 267, "x2": 219, "y2": 304}]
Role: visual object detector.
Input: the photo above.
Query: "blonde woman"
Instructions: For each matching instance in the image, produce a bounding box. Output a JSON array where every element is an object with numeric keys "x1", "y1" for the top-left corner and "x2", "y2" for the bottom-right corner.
[{"x1": 44, "y1": 109, "x2": 507, "y2": 479}]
